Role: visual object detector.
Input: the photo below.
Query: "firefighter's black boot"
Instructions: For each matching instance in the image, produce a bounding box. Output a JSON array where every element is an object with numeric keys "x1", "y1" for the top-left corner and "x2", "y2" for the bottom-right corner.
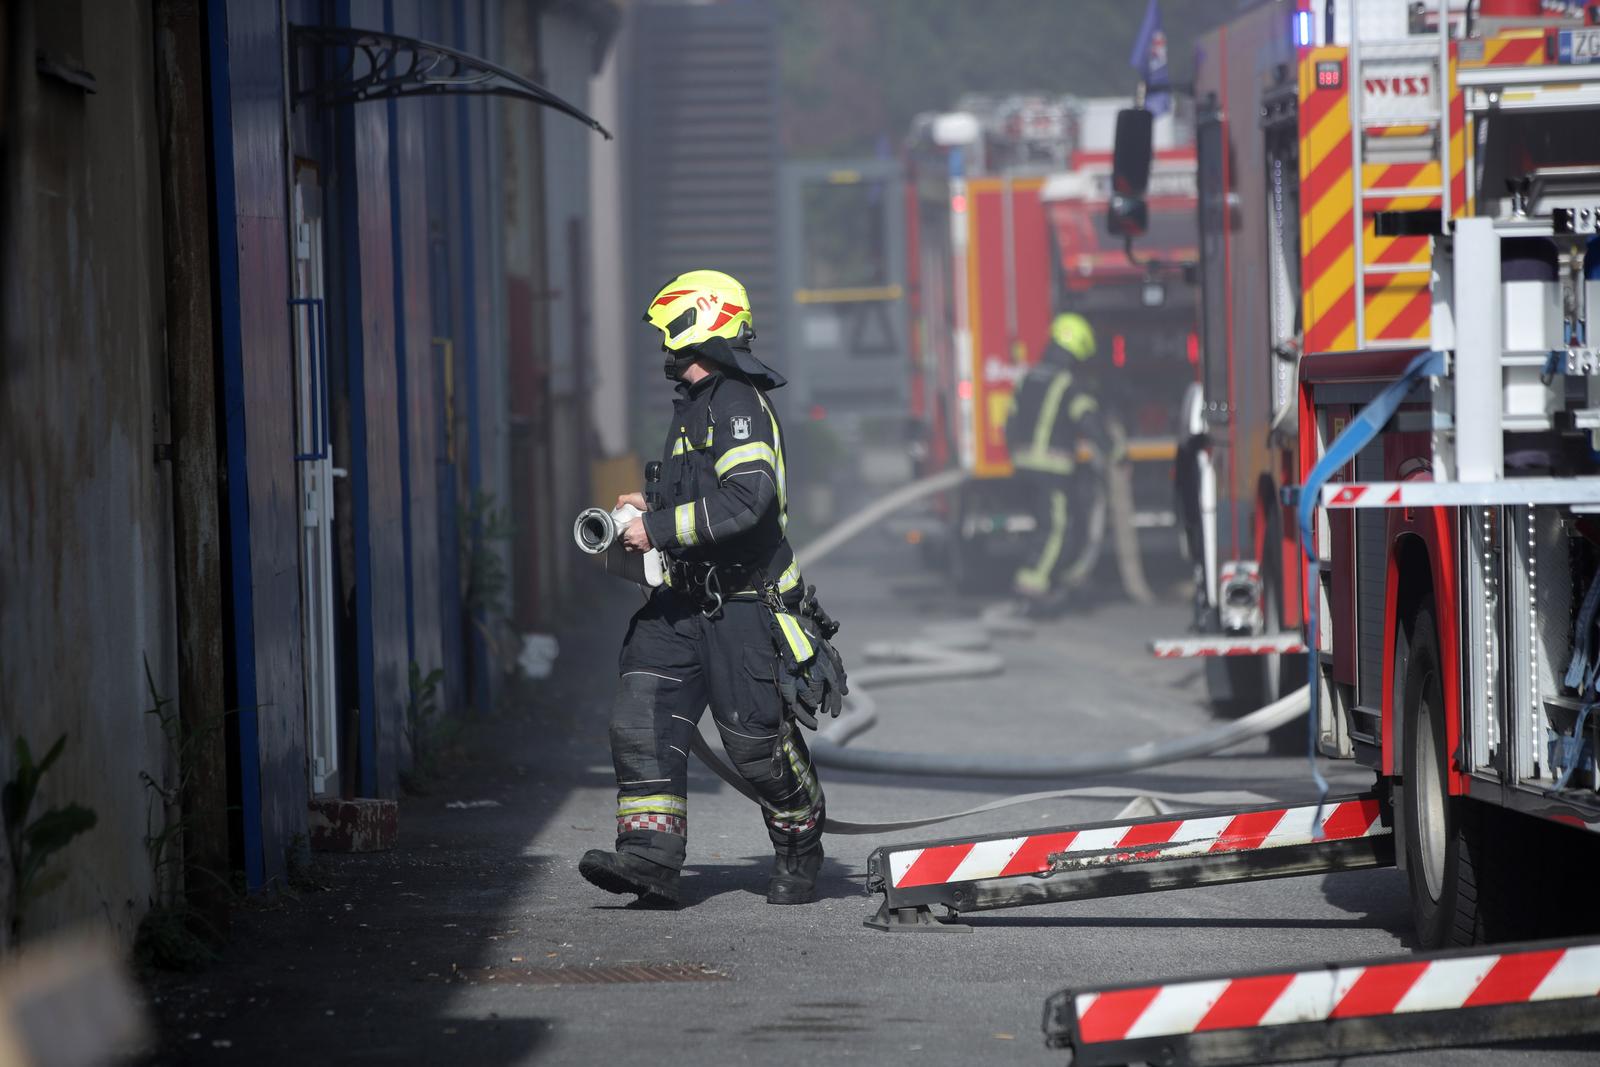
[
  {"x1": 579, "y1": 849, "x2": 682, "y2": 904},
  {"x1": 766, "y1": 845, "x2": 823, "y2": 905}
]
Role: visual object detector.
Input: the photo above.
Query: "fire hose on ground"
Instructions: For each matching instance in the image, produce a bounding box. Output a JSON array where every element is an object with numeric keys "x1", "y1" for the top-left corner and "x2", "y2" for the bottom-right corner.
[{"x1": 682, "y1": 468, "x2": 1313, "y2": 835}]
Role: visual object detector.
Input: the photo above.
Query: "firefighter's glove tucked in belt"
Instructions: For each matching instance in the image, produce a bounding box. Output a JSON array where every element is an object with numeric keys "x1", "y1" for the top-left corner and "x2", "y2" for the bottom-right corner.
[
  {"x1": 797, "y1": 584, "x2": 840, "y2": 641},
  {"x1": 769, "y1": 605, "x2": 848, "y2": 731}
]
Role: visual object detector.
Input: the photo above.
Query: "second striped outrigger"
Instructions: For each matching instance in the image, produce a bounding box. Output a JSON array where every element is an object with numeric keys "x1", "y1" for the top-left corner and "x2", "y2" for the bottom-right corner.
[{"x1": 864, "y1": 793, "x2": 1391, "y2": 932}]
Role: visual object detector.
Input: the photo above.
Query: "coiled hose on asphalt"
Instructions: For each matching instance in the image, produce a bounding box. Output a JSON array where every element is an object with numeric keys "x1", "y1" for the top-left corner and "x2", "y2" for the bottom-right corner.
[{"x1": 690, "y1": 468, "x2": 1314, "y2": 835}]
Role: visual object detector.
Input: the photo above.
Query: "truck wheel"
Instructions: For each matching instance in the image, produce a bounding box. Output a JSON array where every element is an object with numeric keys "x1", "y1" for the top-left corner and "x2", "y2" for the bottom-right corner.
[{"x1": 1401, "y1": 602, "x2": 1485, "y2": 948}]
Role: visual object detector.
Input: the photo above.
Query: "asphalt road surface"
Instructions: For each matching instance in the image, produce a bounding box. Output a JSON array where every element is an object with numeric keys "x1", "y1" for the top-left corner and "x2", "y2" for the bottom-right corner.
[{"x1": 142, "y1": 538, "x2": 1600, "y2": 1065}]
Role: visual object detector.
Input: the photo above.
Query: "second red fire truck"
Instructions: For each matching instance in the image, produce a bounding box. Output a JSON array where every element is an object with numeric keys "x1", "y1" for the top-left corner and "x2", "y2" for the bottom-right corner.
[{"x1": 903, "y1": 94, "x2": 1200, "y2": 588}]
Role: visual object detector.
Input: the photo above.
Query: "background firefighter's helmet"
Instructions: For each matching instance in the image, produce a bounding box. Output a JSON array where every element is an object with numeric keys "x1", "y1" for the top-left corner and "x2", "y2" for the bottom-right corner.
[
  {"x1": 643, "y1": 269, "x2": 786, "y2": 389},
  {"x1": 1049, "y1": 312, "x2": 1097, "y2": 361}
]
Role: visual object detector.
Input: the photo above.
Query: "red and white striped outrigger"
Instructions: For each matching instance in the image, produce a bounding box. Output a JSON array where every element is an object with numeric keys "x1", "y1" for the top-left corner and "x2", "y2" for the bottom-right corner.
[
  {"x1": 1043, "y1": 939, "x2": 1600, "y2": 1066},
  {"x1": 1148, "y1": 633, "x2": 1309, "y2": 659},
  {"x1": 864, "y1": 794, "x2": 1392, "y2": 932}
]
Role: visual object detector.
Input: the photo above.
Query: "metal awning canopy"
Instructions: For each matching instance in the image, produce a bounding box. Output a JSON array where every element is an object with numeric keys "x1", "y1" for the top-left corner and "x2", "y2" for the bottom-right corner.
[{"x1": 289, "y1": 25, "x2": 611, "y2": 139}]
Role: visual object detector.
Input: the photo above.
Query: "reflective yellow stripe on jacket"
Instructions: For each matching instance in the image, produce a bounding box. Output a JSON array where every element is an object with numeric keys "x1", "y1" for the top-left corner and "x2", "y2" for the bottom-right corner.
[
  {"x1": 754, "y1": 392, "x2": 789, "y2": 530},
  {"x1": 1013, "y1": 371, "x2": 1076, "y2": 475},
  {"x1": 714, "y1": 441, "x2": 778, "y2": 477},
  {"x1": 674, "y1": 502, "x2": 699, "y2": 547}
]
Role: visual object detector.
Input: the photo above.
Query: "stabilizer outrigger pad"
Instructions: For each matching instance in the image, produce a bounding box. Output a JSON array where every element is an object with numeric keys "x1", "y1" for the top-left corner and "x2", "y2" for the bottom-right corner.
[{"x1": 862, "y1": 900, "x2": 970, "y2": 934}]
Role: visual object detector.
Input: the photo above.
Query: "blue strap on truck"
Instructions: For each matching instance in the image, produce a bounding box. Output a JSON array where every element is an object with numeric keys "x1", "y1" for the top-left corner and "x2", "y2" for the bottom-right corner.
[{"x1": 1294, "y1": 349, "x2": 1444, "y2": 831}]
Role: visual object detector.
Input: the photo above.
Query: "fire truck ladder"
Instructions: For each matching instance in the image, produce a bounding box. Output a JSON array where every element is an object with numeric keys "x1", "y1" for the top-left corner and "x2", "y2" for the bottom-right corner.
[
  {"x1": 1043, "y1": 936, "x2": 1600, "y2": 1067},
  {"x1": 863, "y1": 793, "x2": 1390, "y2": 932},
  {"x1": 1348, "y1": 9, "x2": 1454, "y2": 350}
]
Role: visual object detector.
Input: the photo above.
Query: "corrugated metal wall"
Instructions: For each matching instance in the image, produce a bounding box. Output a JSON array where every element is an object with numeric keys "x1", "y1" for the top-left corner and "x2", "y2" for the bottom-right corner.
[
  {"x1": 337, "y1": 0, "x2": 410, "y2": 798},
  {"x1": 212, "y1": 0, "x2": 308, "y2": 887},
  {"x1": 389, "y1": 0, "x2": 446, "y2": 709}
]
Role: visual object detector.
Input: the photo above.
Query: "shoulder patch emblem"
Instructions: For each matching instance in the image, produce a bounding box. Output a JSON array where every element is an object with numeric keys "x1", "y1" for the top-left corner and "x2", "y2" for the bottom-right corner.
[{"x1": 730, "y1": 415, "x2": 752, "y2": 441}]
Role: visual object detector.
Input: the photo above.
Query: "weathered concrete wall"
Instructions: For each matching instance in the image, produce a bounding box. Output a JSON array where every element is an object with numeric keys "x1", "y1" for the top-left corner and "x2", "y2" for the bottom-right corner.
[
  {"x1": 500, "y1": 0, "x2": 555, "y2": 632},
  {"x1": 154, "y1": 0, "x2": 230, "y2": 930},
  {"x1": 587, "y1": 26, "x2": 628, "y2": 459},
  {"x1": 539, "y1": 5, "x2": 606, "y2": 615},
  {"x1": 0, "y1": 0, "x2": 177, "y2": 946}
]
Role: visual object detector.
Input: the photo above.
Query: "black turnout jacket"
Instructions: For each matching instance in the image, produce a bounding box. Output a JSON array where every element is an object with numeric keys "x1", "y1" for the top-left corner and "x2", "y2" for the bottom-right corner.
[{"x1": 641, "y1": 371, "x2": 800, "y2": 595}]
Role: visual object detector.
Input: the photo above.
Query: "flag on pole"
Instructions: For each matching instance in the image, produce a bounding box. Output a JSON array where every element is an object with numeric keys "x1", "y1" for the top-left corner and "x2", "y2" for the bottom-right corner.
[{"x1": 1130, "y1": 0, "x2": 1171, "y2": 115}]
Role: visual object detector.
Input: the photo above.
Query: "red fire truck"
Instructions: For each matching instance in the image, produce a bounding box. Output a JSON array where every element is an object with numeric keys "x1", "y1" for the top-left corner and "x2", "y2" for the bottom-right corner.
[
  {"x1": 903, "y1": 95, "x2": 1199, "y2": 588},
  {"x1": 863, "y1": 3, "x2": 1600, "y2": 1060}
]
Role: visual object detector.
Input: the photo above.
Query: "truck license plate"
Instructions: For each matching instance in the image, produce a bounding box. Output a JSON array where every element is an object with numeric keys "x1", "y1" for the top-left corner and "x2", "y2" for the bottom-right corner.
[{"x1": 1557, "y1": 28, "x2": 1600, "y2": 64}]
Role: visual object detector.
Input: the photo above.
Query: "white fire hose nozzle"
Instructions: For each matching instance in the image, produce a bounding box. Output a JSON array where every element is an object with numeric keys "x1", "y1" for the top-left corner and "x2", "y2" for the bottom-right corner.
[{"x1": 573, "y1": 504, "x2": 665, "y2": 587}]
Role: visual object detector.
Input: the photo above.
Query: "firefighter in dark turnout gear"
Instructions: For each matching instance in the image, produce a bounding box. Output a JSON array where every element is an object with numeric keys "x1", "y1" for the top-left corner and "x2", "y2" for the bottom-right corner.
[
  {"x1": 1006, "y1": 312, "x2": 1106, "y2": 605},
  {"x1": 579, "y1": 270, "x2": 841, "y2": 907}
]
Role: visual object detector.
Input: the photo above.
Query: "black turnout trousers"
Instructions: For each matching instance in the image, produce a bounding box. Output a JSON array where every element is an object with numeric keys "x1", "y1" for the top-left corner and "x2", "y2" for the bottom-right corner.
[{"x1": 609, "y1": 589, "x2": 825, "y2": 873}]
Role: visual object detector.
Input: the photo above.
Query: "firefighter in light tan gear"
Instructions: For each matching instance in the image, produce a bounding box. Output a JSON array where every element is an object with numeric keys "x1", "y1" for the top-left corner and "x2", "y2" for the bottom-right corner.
[{"x1": 1005, "y1": 312, "x2": 1108, "y2": 612}]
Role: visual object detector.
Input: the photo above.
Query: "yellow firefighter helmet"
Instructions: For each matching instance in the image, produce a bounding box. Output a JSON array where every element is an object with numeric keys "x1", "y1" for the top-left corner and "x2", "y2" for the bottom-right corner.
[
  {"x1": 1050, "y1": 312, "x2": 1097, "y2": 361},
  {"x1": 643, "y1": 270, "x2": 754, "y2": 352}
]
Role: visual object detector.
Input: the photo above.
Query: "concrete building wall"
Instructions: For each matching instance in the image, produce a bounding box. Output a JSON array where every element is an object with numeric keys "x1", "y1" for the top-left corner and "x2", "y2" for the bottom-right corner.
[
  {"x1": 0, "y1": 0, "x2": 178, "y2": 944},
  {"x1": 587, "y1": 28, "x2": 628, "y2": 458},
  {"x1": 540, "y1": 5, "x2": 605, "y2": 611},
  {"x1": 500, "y1": 0, "x2": 555, "y2": 631}
]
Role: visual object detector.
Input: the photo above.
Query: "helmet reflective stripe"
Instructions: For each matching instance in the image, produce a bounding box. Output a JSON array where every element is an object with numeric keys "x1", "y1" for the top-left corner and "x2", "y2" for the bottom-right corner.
[
  {"x1": 1050, "y1": 312, "x2": 1096, "y2": 360},
  {"x1": 644, "y1": 269, "x2": 754, "y2": 351}
]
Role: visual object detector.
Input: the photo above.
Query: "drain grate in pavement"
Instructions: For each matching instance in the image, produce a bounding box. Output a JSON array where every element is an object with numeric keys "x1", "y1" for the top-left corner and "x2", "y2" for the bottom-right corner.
[{"x1": 458, "y1": 963, "x2": 728, "y2": 986}]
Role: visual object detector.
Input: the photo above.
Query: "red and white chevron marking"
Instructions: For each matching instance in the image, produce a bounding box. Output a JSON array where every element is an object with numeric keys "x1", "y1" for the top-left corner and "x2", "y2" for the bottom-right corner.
[
  {"x1": 887, "y1": 797, "x2": 1384, "y2": 890},
  {"x1": 1321, "y1": 479, "x2": 1600, "y2": 509},
  {"x1": 1073, "y1": 943, "x2": 1600, "y2": 1044},
  {"x1": 1325, "y1": 484, "x2": 1404, "y2": 508},
  {"x1": 1149, "y1": 634, "x2": 1308, "y2": 659}
]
